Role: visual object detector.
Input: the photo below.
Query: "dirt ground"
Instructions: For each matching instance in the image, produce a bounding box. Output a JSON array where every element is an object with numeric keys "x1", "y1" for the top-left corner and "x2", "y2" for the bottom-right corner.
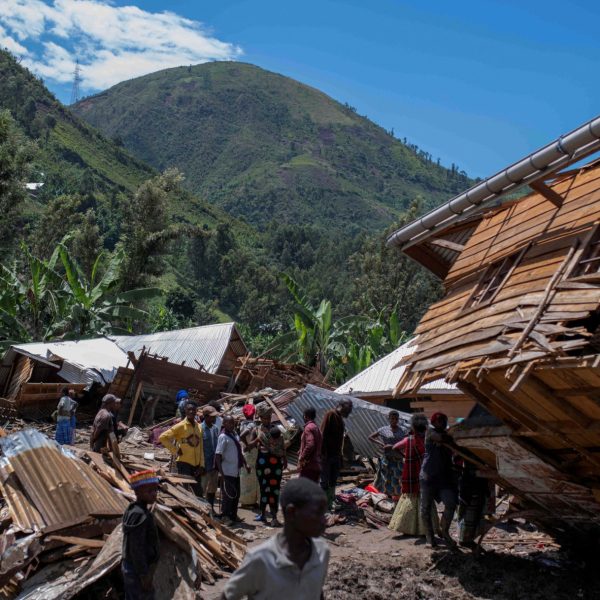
[{"x1": 202, "y1": 507, "x2": 600, "y2": 600}]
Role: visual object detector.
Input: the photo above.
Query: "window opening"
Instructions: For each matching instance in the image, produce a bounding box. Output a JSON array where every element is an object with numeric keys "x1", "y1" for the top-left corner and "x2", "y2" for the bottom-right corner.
[
  {"x1": 571, "y1": 227, "x2": 600, "y2": 278},
  {"x1": 463, "y1": 253, "x2": 520, "y2": 311}
]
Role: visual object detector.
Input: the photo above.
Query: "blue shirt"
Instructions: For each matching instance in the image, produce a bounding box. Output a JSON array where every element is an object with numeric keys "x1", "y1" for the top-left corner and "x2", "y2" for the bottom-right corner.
[{"x1": 202, "y1": 421, "x2": 220, "y2": 471}]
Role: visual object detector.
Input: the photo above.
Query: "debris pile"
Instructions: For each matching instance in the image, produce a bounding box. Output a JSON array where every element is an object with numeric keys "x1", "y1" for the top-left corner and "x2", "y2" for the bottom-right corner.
[
  {"x1": 0, "y1": 429, "x2": 244, "y2": 599},
  {"x1": 232, "y1": 356, "x2": 332, "y2": 393}
]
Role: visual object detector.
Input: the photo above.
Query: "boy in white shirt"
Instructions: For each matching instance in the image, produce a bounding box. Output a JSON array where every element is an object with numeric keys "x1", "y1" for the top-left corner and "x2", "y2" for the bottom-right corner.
[{"x1": 222, "y1": 477, "x2": 329, "y2": 600}]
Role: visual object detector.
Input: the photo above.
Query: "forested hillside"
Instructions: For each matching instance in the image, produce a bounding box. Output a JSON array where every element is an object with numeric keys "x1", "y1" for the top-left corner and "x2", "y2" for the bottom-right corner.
[
  {"x1": 0, "y1": 50, "x2": 450, "y2": 382},
  {"x1": 73, "y1": 62, "x2": 471, "y2": 231}
]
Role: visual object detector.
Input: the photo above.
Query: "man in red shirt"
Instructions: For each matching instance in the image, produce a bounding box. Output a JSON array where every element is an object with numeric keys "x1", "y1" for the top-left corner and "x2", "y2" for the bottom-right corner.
[{"x1": 298, "y1": 407, "x2": 322, "y2": 483}]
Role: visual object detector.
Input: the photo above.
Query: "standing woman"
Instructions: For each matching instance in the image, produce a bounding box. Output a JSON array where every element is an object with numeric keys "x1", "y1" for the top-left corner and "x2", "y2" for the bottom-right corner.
[
  {"x1": 388, "y1": 413, "x2": 437, "y2": 537},
  {"x1": 249, "y1": 404, "x2": 287, "y2": 525},
  {"x1": 368, "y1": 410, "x2": 404, "y2": 498},
  {"x1": 239, "y1": 403, "x2": 260, "y2": 506}
]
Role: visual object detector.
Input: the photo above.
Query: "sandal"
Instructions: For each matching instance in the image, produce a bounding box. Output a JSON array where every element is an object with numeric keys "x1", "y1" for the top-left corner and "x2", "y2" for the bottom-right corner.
[{"x1": 254, "y1": 514, "x2": 266, "y2": 522}]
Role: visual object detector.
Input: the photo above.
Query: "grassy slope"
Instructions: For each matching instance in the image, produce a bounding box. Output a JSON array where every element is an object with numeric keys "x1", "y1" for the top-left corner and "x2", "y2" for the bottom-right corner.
[
  {"x1": 74, "y1": 62, "x2": 472, "y2": 231},
  {"x1": 0, "y1": 50, "x2": 154, "y2": 194}
]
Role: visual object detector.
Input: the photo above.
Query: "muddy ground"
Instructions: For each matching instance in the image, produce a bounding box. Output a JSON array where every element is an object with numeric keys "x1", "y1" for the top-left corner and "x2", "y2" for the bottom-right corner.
[{"x1": 203, "y1": 509, "x2": 600, "y2": 600}]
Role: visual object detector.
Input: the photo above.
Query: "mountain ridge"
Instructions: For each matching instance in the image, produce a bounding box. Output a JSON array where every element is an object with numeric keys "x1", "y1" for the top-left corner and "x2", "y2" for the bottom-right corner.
[{"x1": 73, "y1": 61, "x2": 472, "y2": 231}]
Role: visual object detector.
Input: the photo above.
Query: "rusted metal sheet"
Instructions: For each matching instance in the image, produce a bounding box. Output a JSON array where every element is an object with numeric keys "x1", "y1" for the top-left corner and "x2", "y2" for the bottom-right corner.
[{"x1": 0, "y1": 430, "x2": 127, "y2": 531}]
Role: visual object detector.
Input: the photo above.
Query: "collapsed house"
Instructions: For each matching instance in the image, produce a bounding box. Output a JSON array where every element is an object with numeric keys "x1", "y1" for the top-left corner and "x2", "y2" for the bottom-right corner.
[
  {"x1": 334, "y1": 339, "x2": 473, "y2": 422},
  {"x1": 0, "y1": 323, "x2": 248, "y2": 422},
  {"x1": 387, "y1": 114, "x2": 600, "y2": 543}
]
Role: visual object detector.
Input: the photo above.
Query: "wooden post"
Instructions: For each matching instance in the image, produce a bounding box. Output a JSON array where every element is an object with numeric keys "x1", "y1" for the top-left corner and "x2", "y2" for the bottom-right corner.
[{"x1": 127, "y1": 381, "x2": 143, "y2": 427}]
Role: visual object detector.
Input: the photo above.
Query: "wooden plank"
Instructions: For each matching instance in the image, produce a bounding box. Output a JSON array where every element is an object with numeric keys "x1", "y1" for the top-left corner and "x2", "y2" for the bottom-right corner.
[
  {"x1": 427, "y1": 238, "x2": 465, "y2": 252},
  {"x1": 127, "y1": 381, "x2": 143, "y2": 427},
  {"x1": 530, "y1": 180, "x2": 564, "y2": 208},
  {"x1": 47, "y1": 535, "x2": 105, "y2": 549}
]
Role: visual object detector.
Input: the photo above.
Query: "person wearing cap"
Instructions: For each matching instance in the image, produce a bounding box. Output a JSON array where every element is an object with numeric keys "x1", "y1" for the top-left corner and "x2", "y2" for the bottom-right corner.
[
  {"x1": 159, "y1": 400, "x2": 205, "y2": 496},
  {"x1": 175, "y1": 389, "x2": 189, "y2": 418},
  {"x1": 200, "y1": 405, "x2": 220, "y2": 514},
  {"x1": 91, "y1": 394, "x2": 118, "y2": 453},
  {"x1": 420, "y1": 412, "x2": 458, "y2": 547},
  {"x1": 122, "y1": 470, "x2": 160, "y2": 600}
]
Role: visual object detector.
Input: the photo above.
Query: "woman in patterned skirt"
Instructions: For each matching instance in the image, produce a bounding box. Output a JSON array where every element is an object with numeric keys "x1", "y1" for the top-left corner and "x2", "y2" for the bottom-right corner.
[
  {"x1": 388, "y1": 413, "x2": 438, "y2": 536},
  {"x1": 248, "y1": 404, "x2": 287, "y2": 526},
  {"x1": 368, "y1": 411, "x2": 404, "y2": 498}
]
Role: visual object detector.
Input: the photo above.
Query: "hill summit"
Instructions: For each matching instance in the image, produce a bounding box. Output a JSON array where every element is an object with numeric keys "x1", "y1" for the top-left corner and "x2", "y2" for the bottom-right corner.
[{"x1": 74, "y1": 62, "x2": 470, "y2": 231}]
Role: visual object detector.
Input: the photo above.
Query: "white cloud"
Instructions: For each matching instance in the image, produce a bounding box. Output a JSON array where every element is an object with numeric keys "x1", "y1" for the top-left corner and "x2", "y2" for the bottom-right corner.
[{"x1": 0, "y1": 0, "x2": 242, "y2": 92}]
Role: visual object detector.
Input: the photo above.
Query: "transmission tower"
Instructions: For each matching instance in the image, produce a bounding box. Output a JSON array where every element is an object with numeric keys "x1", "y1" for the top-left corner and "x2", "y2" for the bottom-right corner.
[{"x1": 70, "y1": 59, "x2": 82, "y2": 105}]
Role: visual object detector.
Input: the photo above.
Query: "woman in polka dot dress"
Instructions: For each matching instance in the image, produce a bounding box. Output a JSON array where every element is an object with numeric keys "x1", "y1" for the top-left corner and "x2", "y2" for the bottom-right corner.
[{"x1": 249, "y1": 405, "x2": 287, "y2": 526}]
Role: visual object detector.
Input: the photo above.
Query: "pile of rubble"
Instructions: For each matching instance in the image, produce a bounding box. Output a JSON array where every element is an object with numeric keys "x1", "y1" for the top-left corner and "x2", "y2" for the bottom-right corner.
[{"x1": 0, "y1": 429, "x2": 244, "y2": 599}]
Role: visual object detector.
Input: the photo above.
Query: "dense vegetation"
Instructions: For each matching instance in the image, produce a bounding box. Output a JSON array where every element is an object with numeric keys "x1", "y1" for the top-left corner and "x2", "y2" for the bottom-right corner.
[
  {"x1": 73, "y1": 62, "x2": 472, "y2": 231},
  {"x1": 0, "y1": 51, "x2": 459, "y2": 382}
]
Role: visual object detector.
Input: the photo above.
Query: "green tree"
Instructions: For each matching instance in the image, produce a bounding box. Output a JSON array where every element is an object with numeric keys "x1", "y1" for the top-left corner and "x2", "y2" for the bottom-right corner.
[{"x1": 0, "y1": 110, "x2": 35, "y2": 256}]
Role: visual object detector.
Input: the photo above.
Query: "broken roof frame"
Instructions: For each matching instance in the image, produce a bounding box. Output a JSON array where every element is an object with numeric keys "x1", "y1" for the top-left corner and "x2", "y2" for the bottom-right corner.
[{"x1": 387, "y1": 114, "x2": 600, "y2": 253}]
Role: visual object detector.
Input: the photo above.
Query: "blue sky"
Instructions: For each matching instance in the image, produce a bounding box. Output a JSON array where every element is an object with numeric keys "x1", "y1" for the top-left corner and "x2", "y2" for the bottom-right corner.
[{"x1": 0, "y1": 0, "x2": 598, "y2": 177}]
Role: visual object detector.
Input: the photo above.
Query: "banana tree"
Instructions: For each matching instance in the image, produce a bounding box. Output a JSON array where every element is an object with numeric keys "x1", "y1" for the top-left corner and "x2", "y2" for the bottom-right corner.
[{"x1": 58, "y1": 244, "x2": 161, "y2": 337}]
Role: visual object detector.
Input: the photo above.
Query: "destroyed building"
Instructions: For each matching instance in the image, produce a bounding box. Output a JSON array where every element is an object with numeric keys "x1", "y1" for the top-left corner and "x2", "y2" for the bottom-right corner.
[{"x1": 388, "y1": 114, "x2": 600, "y2": 543}]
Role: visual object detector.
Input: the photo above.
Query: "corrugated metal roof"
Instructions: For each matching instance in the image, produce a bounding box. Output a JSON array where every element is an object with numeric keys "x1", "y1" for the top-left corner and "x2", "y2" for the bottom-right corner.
[
  {"x1": 335, "y1": 339, "x2": 458, "y2": 396},
  {"x1": 0, "y1": 429, "x2": 127, "y2": 530},
  {"x1": 286, "y1": 385, "x2": 412, "y2": 458},
  {"x1": 11, "y1": 339, "x2": 129, "y2": 386},
  {"x1": 111, "y1": 322, "x2": 247, "y2": 374}
]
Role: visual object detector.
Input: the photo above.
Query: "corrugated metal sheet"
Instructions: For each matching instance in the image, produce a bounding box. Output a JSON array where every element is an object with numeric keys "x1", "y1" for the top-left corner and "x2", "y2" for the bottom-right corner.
[
  {"x1": 0, "y1": 430, "x2": 128, "y2": 530},
  {"x1": 111, "y1": 322, "x2": 247, "y2": 374},
  {"x1": 335, "y1": 339, "x2": 458, "y2": 396},
  {"x1": 286, "y1": 385, "x2": 411, "y2": 458},
  {"x1": 11, "y1": 339, "x2": 128, "y2": 386}
]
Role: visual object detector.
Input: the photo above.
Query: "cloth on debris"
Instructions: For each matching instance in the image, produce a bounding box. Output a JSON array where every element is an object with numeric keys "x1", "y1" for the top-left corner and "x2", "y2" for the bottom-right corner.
[
  {"x1": 256, "y1": 451, "x2": 284, "y2": 514},
  {"x1": 222, "y1": 531, "x2": 330, "y2": 600},
  {"x1": 91, "y1": 407, "x2": 115, "y2": 452},
  {"x1": 54, "y1": 418, "x2": 73, "y2": 445},
  {"x1": 388, "y1": 494, "x2": 439, "y2": 536},
  {"x1": 299, "y1": 420, "x2": 322, "y2": 482},
  {"x1": 159, "y1": 419, "x2": 204, "y2": 468}
]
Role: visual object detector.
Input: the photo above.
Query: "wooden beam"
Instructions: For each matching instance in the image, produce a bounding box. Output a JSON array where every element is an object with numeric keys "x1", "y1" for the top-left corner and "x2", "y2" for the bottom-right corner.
[
  {"x1": 530, "y1": 180, "x2": 564, "y2": 208},
  {"x1": 428, "y1": 238, "x2": 465, "y2": 253},
  {"x1": 127, "y1": 381, "x2": 143, "y2": 427}
]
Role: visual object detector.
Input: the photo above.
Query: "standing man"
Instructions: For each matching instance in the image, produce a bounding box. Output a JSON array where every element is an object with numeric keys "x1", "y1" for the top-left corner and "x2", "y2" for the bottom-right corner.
[
  {"x1": 159, "y1": 400, "x2": 205, "y2": 496},
  {"x1": 122, "y1": 470, "x2": 160, "y2": 600},
  {"x1": 420, "y1": 412, "x2": 458, "y2": 547},
  {"x1": 298, "y1": 407, "x2": 322, "y2": 483},
  {"x1": 215, "y1": 415, "x2": 248, "y2": 524},
  {"x1": 200, "y1": 405, "x2": 220, "y2": 515},
  {"x1": 320, "y1": 399, "x2": 353, "y2": 510},
  {"x1": 221, "y1": 478, "x2": 329, "y2": 600},
  {"x1": 55, "y1": 387, "x2": 78, "y2": 446},
  {"x1": 90, "y1": 394, "x2": 117, "y2": 453}
]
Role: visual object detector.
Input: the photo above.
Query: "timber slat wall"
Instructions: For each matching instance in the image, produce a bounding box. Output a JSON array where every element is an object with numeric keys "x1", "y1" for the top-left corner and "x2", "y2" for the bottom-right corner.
[{"x1": 396, "y1": 160, "x2": 600, "y2": 537}]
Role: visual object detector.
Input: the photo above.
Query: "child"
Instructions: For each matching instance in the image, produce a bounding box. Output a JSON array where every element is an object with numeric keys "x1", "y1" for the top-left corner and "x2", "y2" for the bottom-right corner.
[
  {"x1": 222, "y1": 477, "x2": 329, "y2": 600},
  {"x1": 122, "y1": 470, "x2": 160, "y2": 600}
]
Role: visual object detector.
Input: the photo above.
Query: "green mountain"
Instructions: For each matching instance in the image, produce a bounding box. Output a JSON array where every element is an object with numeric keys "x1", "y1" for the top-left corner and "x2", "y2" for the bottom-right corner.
[
  {"x1": 73, "y1": 62, "x2": 471, "y2": 231},
  {"x1": 0, "y1": 50, "x2": 154, "y2": 197}
]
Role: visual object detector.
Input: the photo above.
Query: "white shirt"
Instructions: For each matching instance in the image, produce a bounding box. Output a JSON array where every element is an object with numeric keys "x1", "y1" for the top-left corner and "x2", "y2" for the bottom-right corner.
[
  {"x1": 223, "y1": 532, "x2": 330, "y2": 600},
  {"x1": 216, "y1": 432, "x2": 242, "y2": 477}
]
